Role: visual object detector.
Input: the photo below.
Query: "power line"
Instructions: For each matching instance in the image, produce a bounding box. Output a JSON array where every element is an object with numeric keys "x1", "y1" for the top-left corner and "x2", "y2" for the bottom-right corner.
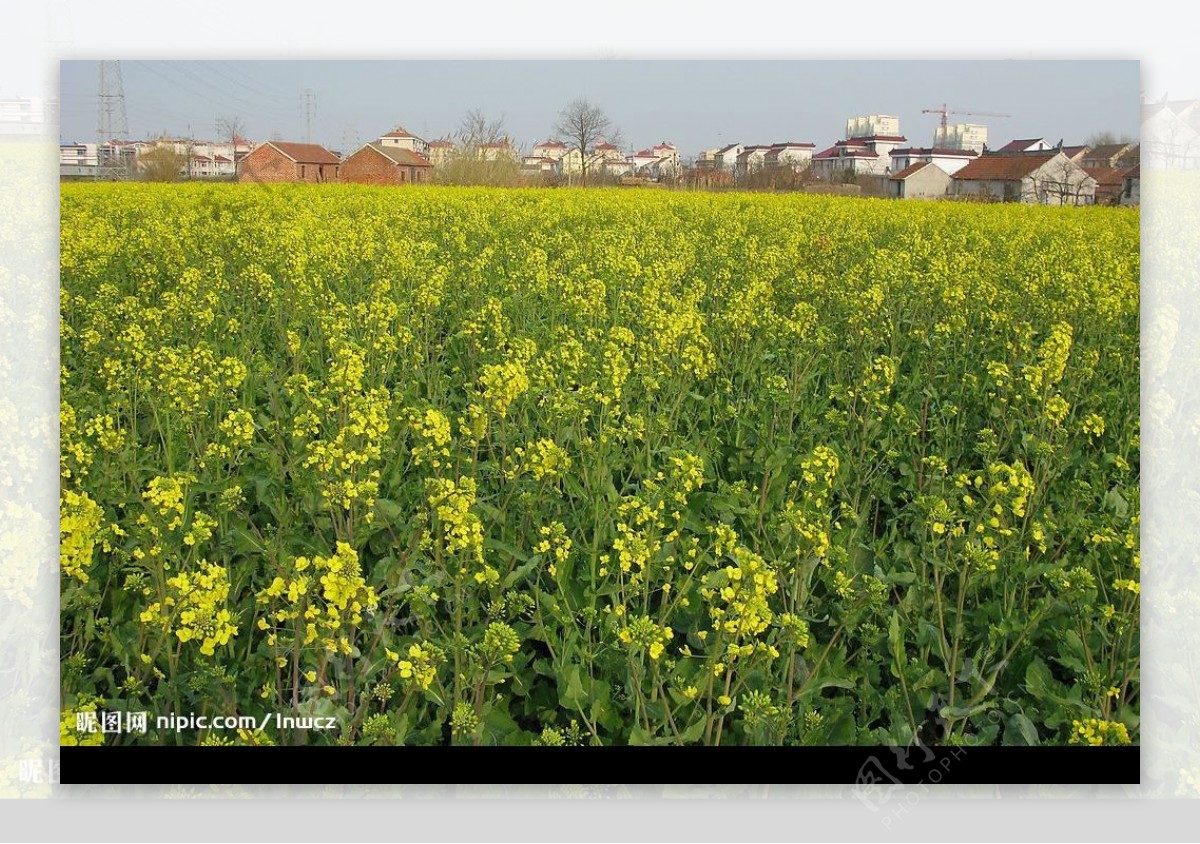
[
  {"x1": 301, "y1": 89, "x2": 316, "y2": 143},
  {"x1": 97, "y1": 60, "x2": 129, "y2": 180},
  {"x1": 204, "y1": 62, "x2": 294, "y2": 104}
]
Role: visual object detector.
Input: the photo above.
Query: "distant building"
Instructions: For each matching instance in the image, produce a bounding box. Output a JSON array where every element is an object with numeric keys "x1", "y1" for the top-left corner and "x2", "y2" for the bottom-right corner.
[
  {"x1": 379, "y1": 127, "x2": 429, "y2": 155},
  {"x1": 1121, "y1": 164, "x2": 1140, "y2": 205},
  {"x1": 933, "y1": 123, "x2": 987, "y2": 153},
  {"x1": 477, "y1": 138, "x2": 519, "y2": 162},
  {"x1": 1083, "y1": 165, "x2": 1133, "y2": 206},
  {"x1": 427, "y1": 139, "x2": 456, "y2": 167},
  {"x1": 889, "y1": 146, "x2": 978, "y2": 175},
  {"x1": 763, "y1": 142, "x2": 816, "y2": 170},
  {"x1": 1061, "y1": 145, "x2": 1090, "y2": 162},
  {"x1": 888, "y1": 161, "x2": 951, "y2": 199},
  {"x1": 996, "y1": 137, "x2": 1053, "y2": 153},
  {"x1": 847, "y1": 115, "x2": 901, "y2": 139},
  {"x1": 811, "y1": 134, "x2": 907, "y2": 179},
  {"x1": 713, "y1": 142, "x2": 743, "y2": 171},
  {"x1": 533, "y1": 139, "x2": 569, "y2": 160},
  {"x1": 340, "y1": 143, "x2": 432, "y2": 185},
  {"x1": 951, "y1": 151, "x2": 1096, "y2": 204},
  {"x1": 735, "y1": 145, "x2": 773, "y2": 175},
  {"x1": 1081, "y1": 143, "x2": 1136, "y2": 169},
  {"x1": 592, "y1": 141, "x2": 623, "y2": 162},
  {"x1": 237, "y1": 141, "x2": 341, "y2": 183}
]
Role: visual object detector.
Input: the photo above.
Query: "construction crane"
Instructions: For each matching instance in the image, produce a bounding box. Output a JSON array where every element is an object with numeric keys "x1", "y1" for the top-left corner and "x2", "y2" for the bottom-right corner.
[{"x1": 922, "y1": 103, "x2": 1010, "y2": 130}]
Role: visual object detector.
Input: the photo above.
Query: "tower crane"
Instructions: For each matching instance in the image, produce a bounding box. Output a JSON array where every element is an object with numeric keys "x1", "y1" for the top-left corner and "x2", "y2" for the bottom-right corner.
[{"x1": 922, "y1": 103, "x2": 1011, "y2": 130}]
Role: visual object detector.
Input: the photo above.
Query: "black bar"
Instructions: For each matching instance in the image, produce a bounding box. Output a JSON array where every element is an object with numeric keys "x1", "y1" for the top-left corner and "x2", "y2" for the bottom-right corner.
[{"x1": 61, "y1": 746, "x2": 1138, "y2": 785}]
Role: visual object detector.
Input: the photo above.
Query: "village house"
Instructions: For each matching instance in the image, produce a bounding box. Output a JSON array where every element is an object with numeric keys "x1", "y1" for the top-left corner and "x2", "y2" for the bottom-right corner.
[
  {"x1": 951, "y1": 151, "x2": 1096, "y2": 204},
  {"x1": 1121, "y1": 164, "x2": 1140, "y2": 205},
  {"x1": 340, "y1": 142, "x2": 432, "y2": 185},
  {"x1": 888, "y1": 161, "x2": 951, "y2": 199},
  {"x1": 1061, "y1": 145, "x2": 1090, "y2": 162},
  {"x1": 379, "y1": 127, "x2": 429, "y2": 155},
  {"x1": 1081, "y1": 142, "x2": 1137, "y2": 169},
  {"x1": 713, "y1": 142, "x2": 743, "y2": 171},
  {"x1": 763, "y1": 142, "x2": 816, "y2": 170},
  {"x1": 592, "y1": 141, "x2": 624, "y2": 162},
  {"x1": 888, "y1": 146, "x2": 977, "y2": 175},
  {"x1": 996, "y1": 137, "x2": 1053, "y2": 153},
  {"x1": 426, "y1": 139, "x2": 456, "y2": 167},
  {"x1": 237, "y1": 141, "x2": 341, "y2": 183},
  {"x1": 1083, "y1": 165, "x2": 1132, "y2": 205},
  {"x1": 533, "y1": 139, "x2": 569, "y2": 160},
  {"x1": 811, "y1": 134, "x2": 906, "y2": 180},
  {"x1": 735, "y1": 145, "x2": 773, "y2": 176},
  {"x1": 477, "y1": 138, "x2": 519, "y2": 161}
]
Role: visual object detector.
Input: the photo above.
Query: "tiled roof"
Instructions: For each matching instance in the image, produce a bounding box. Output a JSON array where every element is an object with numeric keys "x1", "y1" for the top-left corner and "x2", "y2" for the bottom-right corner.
[
  {"x1": 268, "y1": 142, "x2": 341, "y2": 164},
  {"x1": 1082, "y1": 165, "x2": 1130, "y2": 187},
  {"x1": 428, "y1": 139, "x2": 456, "y2": 148},
  {"x1": 856, "y1": 134, "x2": 907, "y2": 142},
  {"x1": 996, "y1": 138, "x2": 1044, "y2": 153},
  {"x1": 363, "y1": 143, "x2": 432, "y2": 167},
  {"x1": 1125, "y1": 164, "x2": 1140, "y2": 178},
  {"x1": 537, "y1": 139, "x2": 567, "y2": 148},
  {"x1": 1084, "y1": 143, "x2": 1130, "y2": 161},
  {"x1": 715, "y1": 142, "x2": 740, "y2": 154},
  {"x1": 889, "y1": 161, "x2": 932, "y2": 180},
  {"x1": 951, "y1": 151, "x2": 1059, "y2": 181},
  {"x1": 813, "y1": 145, "x2": 877, "y2": 160},
  {"x1": 1061, "y1": 145, "x2": 1089, "y2": 159},
  {"x1": 892, "y1": 147, "x2": 978, "y2": 157},
  {"x1": 381, "y1": 127, "x2": 419, "y2": 139}
]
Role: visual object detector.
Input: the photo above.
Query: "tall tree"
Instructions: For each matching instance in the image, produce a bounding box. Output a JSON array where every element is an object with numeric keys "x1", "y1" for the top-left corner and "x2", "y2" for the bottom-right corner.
[
  {"x1": 555, "y1": 98, "x2": 616, "y2": 186},
  {"x1": 216, "y1": 116, "x2": 246, "y2": 179}
]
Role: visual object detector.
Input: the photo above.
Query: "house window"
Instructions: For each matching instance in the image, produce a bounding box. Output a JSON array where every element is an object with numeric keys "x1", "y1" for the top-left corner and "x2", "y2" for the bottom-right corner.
[{"x1": 301, "y1": 164, "x2": 307, "y2": 178}]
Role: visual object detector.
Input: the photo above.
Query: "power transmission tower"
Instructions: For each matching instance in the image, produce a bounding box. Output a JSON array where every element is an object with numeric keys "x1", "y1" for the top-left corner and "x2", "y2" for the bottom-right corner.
[
  {"x1": 97, "y1": 60, "x2": 129, "y2": 180},
  {"x1": 301, "y1": 89, "x2": 316, "y2": 143}
]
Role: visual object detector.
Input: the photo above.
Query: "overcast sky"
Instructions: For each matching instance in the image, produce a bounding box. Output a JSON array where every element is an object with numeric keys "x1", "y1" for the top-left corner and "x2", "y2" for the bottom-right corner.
[{"x1": 59, "y1": 60, "x2": 1140, "y2": 155}]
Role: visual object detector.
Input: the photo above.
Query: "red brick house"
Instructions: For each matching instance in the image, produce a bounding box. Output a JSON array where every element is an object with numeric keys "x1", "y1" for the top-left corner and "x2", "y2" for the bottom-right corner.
[
  {"x1": 237, "y1": 141, "x2": 340, "y2": 183},
  {"x1": 339, "y1": 143, "x2": 433, "y2": 185}
]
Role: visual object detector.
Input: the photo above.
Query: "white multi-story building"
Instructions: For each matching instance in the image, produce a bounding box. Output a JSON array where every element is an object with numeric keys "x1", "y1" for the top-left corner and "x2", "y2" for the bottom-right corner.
[
  {"x1": 846, "y1": 115, "x2": 901, "y2": 139},
  {"x1": 934, "y1": 123, "x2": 988, "y2": 152},
  {"x1": 379, "y1": 126, "x2": 429, "y2": 155}
]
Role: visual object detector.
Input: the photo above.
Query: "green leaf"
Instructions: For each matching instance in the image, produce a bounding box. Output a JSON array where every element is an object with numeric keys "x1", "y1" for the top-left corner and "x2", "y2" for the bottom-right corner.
[{"x1": 1002, "y1": 712, "x2": 1040, "y2": 746}]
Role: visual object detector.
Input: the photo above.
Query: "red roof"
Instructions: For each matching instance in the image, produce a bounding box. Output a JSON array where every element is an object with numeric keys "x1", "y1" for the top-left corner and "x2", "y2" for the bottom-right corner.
[
  {"x1": 1082, "y1": 166, "x2": 1130, "y2": 187},
  {"x1": 813, "y1": 142, "x2": 878, "y2": 160},
  {"x1": 889, "y1": 161, "x2": 933, "y2": 180},
  {"x1": 537, "y1": 139, "x2": 566, "y2": 148},
  {"x1": 214, "y1": 154, "x2": 232, "y2": 162},
  {"x1": 1125, "y1": 164, "x2": 1140, "y2": 179},
  {"x1": 951, "y1": 152, "x2": 1060, "y2": 181},
  {"x1": 381, "y1": 127, "x2": 419, "y2": 139},
  {"x1": 428, "y1": 139, "x2": 455, "y2": 148},
  {"x1": 851, "y1": 134, "x2": 907, "y2": 142},
  {"x1": 997, "y1": 138, "x2": 1045, "y2": 153},
  {"x1": 595, "y1": 141, "x2": 619, "y2": 150},
  {"x1": 268, "y1": 142, "x2": 341, "y2": 164}
]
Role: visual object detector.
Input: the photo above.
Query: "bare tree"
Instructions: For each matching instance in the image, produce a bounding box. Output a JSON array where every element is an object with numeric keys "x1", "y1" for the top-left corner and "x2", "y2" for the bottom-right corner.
[
  {"x1": 1024, "y1": 155, "x2": 1095, "y2": 205},
  {"x1": 434, "y1": 109, "x2": 520, "y2": 186},
  {"x1": 138, "y1": 145, "x2": 187, "y2": 182},
  {"x1": 555, "y1": 98, "x2": 616, "y2": 186},
  {"x1": 216, "y1": 116, "x2": 246, "y2": 179},
  {"x1": 456, "y1": 108, "x2": 508, "y2": 151},
  {"x1": 1085, "y1": 130, "x2": 1136, "y2": 147}
]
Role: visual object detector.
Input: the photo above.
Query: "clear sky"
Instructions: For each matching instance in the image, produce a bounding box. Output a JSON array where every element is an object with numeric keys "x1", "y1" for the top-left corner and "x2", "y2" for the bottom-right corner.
[{"x1": 59, "y1": 60, "x2": 1140, "y2": 156}]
